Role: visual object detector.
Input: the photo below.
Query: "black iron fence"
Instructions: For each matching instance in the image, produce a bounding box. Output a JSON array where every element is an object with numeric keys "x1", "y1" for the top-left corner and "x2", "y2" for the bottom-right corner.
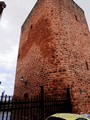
[{"x1": 0, "y1": 86, "x2": 72, "y2": 120}]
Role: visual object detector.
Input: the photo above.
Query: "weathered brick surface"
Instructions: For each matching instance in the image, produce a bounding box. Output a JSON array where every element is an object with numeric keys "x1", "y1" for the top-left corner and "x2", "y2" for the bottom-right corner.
[{"x1": 14, "y1": 0, "x2": 90, "y2": 113}]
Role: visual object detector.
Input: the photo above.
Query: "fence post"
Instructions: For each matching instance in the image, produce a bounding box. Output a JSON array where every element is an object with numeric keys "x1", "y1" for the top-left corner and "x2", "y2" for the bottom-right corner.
[
  {"x1": 67, "y1": 87, "x2": 72, "y2": 112},
  {"x1": 40, "y1": 85, "x2": 44, "y2": 120},
  {"x1": 1, "y1": 91, "x2": 5, "y2": 102}
]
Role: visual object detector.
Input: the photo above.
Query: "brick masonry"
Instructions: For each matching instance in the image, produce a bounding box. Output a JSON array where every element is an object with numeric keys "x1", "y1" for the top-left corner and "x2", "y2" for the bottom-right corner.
[{"x1": 14, "y1": 0, "x2": 90, "y2": 113}]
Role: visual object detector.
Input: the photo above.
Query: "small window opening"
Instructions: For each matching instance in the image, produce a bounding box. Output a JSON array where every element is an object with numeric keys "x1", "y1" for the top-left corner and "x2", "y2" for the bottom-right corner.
[
  {"x1": 75, "y1": 15, "x2": 78, "y2": 21},
  {"x1": 30, "y1": 25, "x2": 32, "y2": 29},
  {"x1": 51, "y1": 10, "x2": 53, "y2": 13},
  {"x1": 86, "y1": 61, "x2": 89, "y2": 70},
  {"x1": 24, "y1": 93, "x2": 29, "y2": 100}
]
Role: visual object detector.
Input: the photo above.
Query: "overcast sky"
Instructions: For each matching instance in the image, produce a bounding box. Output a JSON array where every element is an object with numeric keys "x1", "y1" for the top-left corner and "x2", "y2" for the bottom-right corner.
[{"x1": 0, "y1": 0, "x2": 90, "y2": 95}]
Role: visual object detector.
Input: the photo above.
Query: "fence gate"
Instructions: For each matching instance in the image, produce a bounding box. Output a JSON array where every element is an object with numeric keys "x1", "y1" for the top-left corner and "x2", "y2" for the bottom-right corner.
[{"x1": 0, "y1": 86, "x2": 72, "y2": 120}]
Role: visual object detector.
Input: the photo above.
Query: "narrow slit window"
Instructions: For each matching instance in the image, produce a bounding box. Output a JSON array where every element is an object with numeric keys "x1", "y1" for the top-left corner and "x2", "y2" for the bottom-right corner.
[
  {"x1": 86, "y1": 61, "x2": 89, "y2": 70},
  {"x1": 75, "y1": 15, "x2": 78, "y2": 21},
  {"x1": 30, "y1": 25, "x2": 32, "y2": 29}
]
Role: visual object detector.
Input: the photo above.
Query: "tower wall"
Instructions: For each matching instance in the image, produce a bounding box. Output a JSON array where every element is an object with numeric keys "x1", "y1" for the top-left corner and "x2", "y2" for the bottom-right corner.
[{"x1": 14, "y1": 0, "x2": 90, "y2": 113}]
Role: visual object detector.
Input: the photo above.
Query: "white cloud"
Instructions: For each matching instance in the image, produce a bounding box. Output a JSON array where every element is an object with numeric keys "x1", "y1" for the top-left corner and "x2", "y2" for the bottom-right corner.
[
  {"x1": 10, "y1": 86, "x2": 13, "y2": 89},
  {"x1": 0, "y1": 72, "x2": 15, "y2": 95},
  {"x1": 0, "y1": 73, "x2": 12, "y2": 80},
  {"x1": 0, "y1": 85, "x2": 5, "y2": 89},
  {"x1": 0, "y1": 19, "x2": 9, "y2": 28},
  {"x1": 0, "y1": 46, "x2": 18, "y2": 70},
  {"x1": 0, "y1": 74, "x2": 7, "y2": 82}
]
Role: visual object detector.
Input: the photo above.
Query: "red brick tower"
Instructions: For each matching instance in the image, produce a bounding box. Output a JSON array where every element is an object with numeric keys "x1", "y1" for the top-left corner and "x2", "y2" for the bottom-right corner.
[{"x1": 14, "y1": 0, "x2": 90, "y2": 113}]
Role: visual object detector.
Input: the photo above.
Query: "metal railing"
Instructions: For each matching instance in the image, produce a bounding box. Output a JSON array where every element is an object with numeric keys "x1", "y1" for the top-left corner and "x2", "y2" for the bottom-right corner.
[{"x1": 0, "y1": 86, "x2": 72, "y2": 120}]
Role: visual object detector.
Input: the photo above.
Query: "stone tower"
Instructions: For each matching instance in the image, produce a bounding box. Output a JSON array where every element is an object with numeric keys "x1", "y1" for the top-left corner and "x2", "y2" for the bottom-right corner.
[{"x1": 14, "y1": 0, "x2": 90, "y2": 113}]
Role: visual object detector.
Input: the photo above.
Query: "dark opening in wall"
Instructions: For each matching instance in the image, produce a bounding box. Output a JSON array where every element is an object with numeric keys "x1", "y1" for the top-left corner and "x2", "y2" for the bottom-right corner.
[
  {"x1": 86, "y1": 61, "x2": 89, "y2": 70},
  {"x1": 75, "y1": 15, "x2": 78, "y2": 21},
  {"x1": 24, "y1": 93, "x2": 29, "y2": 99},
  {"x1": 51, "y1": 10, "x2": 53, "y2": 16},
  {"x1": 30, "y1": 25, "x2": 32, "y2": 29}
]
